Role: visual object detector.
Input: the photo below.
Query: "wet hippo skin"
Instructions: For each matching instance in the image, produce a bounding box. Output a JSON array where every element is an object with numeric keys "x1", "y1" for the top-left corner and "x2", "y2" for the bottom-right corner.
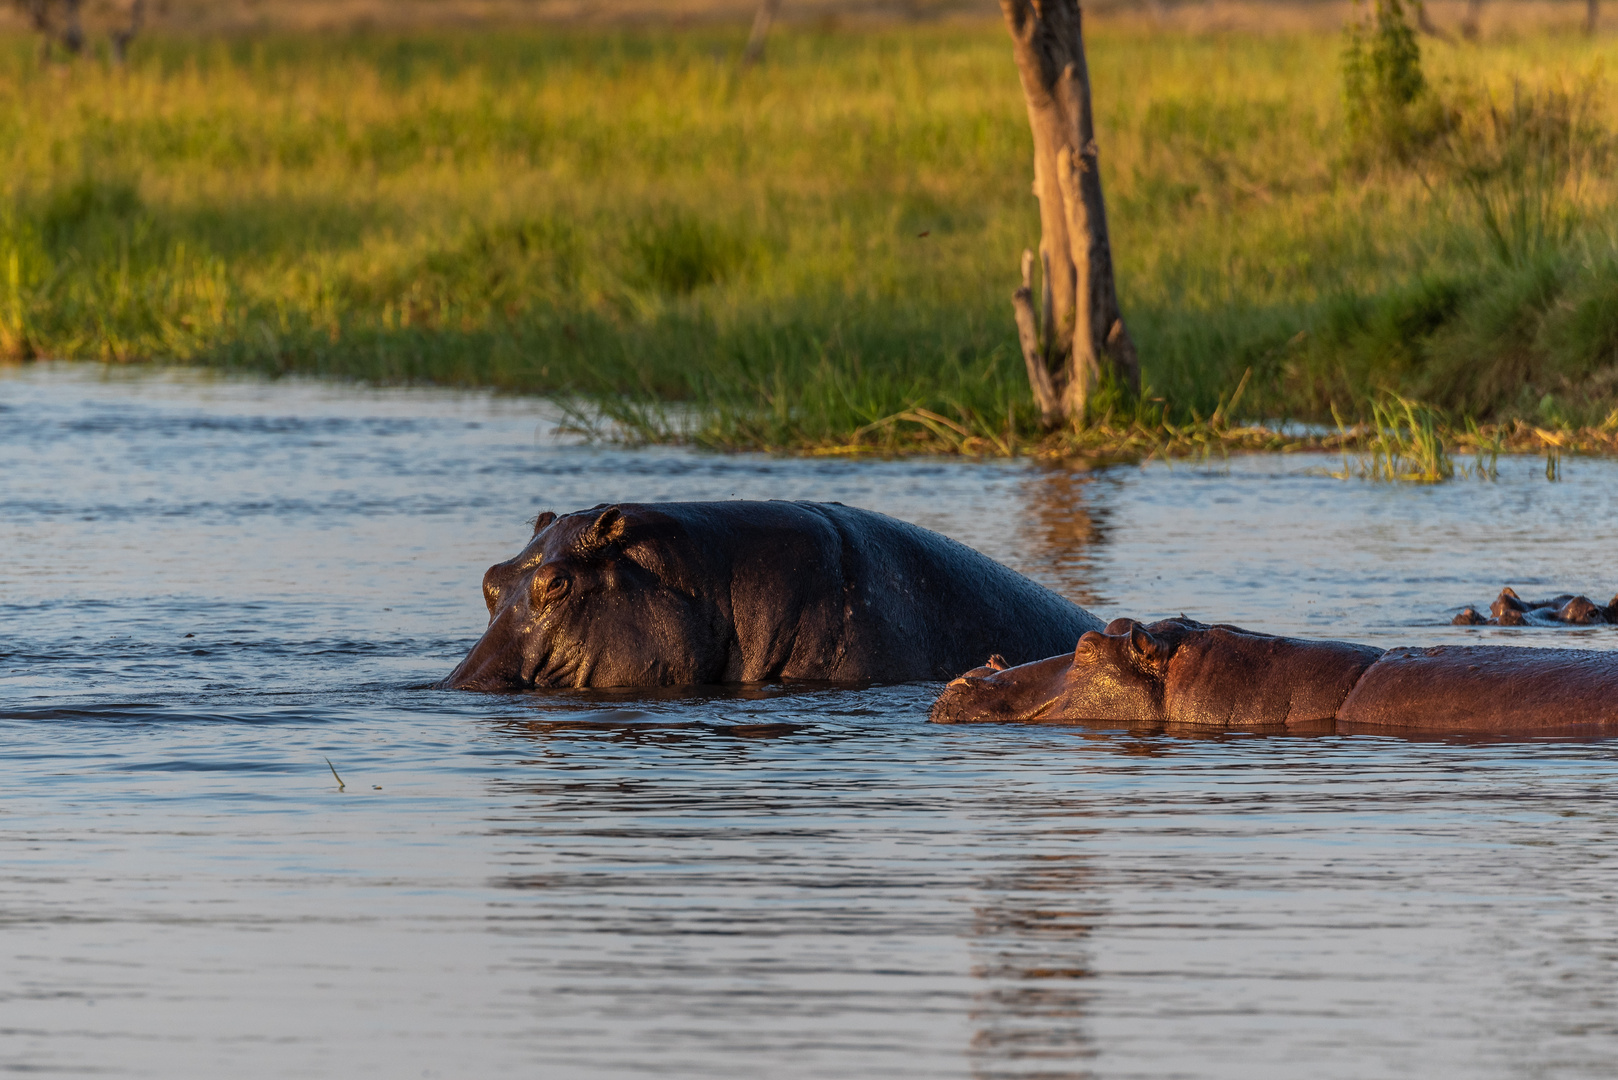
[
  {"x1": 442, "y1": 500, "x2": 1105, "y2": 690},
  {"x1": 931, "y1": 617, "x2": 1618, "y2": 736},
  {"x1": 1337, "y1": 645, "x2": 1618, "y2": 735}
]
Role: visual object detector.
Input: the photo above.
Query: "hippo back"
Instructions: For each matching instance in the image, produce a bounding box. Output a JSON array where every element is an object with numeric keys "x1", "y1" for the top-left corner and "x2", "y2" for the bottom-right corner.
[
  {"x1": 1338, "y1": 645, "x2": 1618, "y2": 735},
  {"x1": 1162, "y1": 626, "x2": 1383, "y2": 729},
  {"x1": 804, "y1": 502, "x2": 1102, "y2": 680}
]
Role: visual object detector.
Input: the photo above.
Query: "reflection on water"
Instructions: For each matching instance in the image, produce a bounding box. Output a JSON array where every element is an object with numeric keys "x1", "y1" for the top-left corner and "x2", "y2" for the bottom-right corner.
[
  {"x1": 5, "y1": 364, "x2": 1618, "y2": 1079},
  {"x1": 969, "y1": 852, "x2": 1098, "y2": 1079},
  {"x1": 1020, "y1": 468, "x2": 1111, "y2": 610}
]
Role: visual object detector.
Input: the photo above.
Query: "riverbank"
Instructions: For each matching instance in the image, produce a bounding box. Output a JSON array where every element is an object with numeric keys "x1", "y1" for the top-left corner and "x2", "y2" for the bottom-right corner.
[{"x1": 1, "y1": 18, "x2": 1615, "y2": 454}]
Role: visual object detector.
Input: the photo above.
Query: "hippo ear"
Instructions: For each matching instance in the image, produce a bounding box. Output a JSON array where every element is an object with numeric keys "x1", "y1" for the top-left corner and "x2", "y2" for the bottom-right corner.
[
  {"x1": 575, "y1": 506, "x2": 628, "y2": 554},
  {"x1": 1073, "y1": 632, "x2": 1101, "y2": 660},
  {"x1": 531, "y1": 510, "x2": 558, "y2": 536},
  {"x1": 1129, "y1": 624, "x2": 1167, "y2": 665}
]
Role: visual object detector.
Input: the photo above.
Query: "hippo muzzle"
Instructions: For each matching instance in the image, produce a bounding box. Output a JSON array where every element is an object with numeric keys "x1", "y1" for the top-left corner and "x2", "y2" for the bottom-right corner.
[
  {"x1": 929, "y1": 653, "x2": 1077, "y2": 724},
  {"x1": 438, "y1": 606, "x2": 530, "y2": 690}
]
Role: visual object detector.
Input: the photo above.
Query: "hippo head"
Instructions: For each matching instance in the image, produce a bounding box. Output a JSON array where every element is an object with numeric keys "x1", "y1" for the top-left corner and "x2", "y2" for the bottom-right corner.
[
  {"x1": 440, "y1": 504, "x2": 727, "y2": 691},
  {"x1": 928, "y1": 617, "x2": 1202, "y2": 725},
  {"x1": 931, "y1": 616, "x2": 1384, "y2": 728}
]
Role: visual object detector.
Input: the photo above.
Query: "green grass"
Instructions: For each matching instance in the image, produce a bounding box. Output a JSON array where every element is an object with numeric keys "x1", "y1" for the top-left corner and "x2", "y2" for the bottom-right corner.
[{"x1": 1, "y1": 23, "x2": 1616, "y2": 448}]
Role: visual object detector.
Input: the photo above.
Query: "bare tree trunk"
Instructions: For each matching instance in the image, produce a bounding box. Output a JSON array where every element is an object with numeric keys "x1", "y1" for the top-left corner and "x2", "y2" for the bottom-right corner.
[
  {"x1": 1001, "y1": 0, "x2": 1138, "y2": 428},
  {"x1": 1459, "y1": 0, "x2": 1484, "y2": 39},
  {"x1": 1586, "y1": 0, "x2": 1599, "y2": 34},
  {"x1": 54, "y1": 0, "x2": 79, "y2": 52},
  {"x1": 112, "y1": 0, "x2": 145, "y2": 65},
  {"x1": 741, "y1": 0, "x2": 781, "y2": 66}
]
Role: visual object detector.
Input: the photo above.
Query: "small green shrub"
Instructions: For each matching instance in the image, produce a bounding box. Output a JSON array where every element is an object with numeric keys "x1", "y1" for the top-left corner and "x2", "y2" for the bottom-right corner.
[
  {"x1": 347, "y1": 217, "x2": 584, "y2": 323},
  {"x1": 1441, "y1": 80, "x2": 1607, "y2": 267},
  {"x1": 625, "y1": 211, "x2": 751, "y2": 295},
  {"x1": 40, "y1": 175, "x2": 144, "y2": 251},
  {"x1": 1541, "y1": 256, "x2": 1618, "y2": 379},
  {"x1": 1415, "y1": 257, "x2": 1563, "y2": 413},
  {"x1": 1342, "y1": 0, "x2": 1446, "y2": 163}
]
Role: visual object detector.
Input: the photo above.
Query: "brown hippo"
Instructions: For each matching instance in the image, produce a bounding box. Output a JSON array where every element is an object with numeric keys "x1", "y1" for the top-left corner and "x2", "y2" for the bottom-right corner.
[
  {"x1": 1453, "y1": 586, "x2": 1618, "y2": 627},
  {"x1": 442, "y1": 500, "x2": 1104, "y2": 691},
  {"x1": 931, "y1": 617, "x2": 1618, "y2": 736}
]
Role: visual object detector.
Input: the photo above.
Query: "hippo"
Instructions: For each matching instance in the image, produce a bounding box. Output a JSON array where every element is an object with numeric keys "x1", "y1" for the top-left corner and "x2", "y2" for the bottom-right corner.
[
  {"x1": 930, "y1": 617, "x2": 1618, "y2": 736},
  {"x1": 1453, "y1": 586, "x2": 1618, "y2": 627},
  {"x1": 442, "y1": 500, "x2": 1104, "y2": 691}
]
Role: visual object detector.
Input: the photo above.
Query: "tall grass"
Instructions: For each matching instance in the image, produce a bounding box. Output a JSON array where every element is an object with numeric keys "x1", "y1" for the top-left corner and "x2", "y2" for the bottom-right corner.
[{"x1": 0, "y1": 24, "x2": 1616, "y2": 446}]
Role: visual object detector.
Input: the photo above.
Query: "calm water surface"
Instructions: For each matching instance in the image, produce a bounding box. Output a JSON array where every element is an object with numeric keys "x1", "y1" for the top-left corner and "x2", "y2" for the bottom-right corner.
[{"x1": 3, "y1": 363, "x2": 1617, "y2": 1079}]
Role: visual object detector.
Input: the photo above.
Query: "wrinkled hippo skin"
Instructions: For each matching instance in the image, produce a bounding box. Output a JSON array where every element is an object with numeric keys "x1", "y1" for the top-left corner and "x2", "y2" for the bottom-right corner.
[
  {"x1": 443, "y1": 500, "x2": 1104, "y2": 691},
  {"x1": 931, "y1": 617, "x2": 1618, "y2": 736},
  {"x1": 1452, "y1": 586, "x2": 1618, "y2": 626}
]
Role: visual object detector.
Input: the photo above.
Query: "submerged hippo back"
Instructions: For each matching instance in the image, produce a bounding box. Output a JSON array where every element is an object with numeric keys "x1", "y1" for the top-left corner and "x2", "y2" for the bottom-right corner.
[{"x1": 1338, "y1": 645, "x2": 1618, "y2": 735}]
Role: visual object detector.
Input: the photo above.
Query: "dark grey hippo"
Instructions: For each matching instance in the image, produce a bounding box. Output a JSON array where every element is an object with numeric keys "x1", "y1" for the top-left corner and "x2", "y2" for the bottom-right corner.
[
  {"x1": 442, "y1": 500, "x2": 1104, "y2": 691},
  {"x1": 931, "y1": 616, "x2": 1618, "y2": 737}
]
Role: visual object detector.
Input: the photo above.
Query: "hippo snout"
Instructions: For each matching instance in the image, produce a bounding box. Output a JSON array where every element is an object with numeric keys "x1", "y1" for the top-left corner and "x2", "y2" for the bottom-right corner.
[
  {"x1": 439, "y1": 608, "x2": 529, "y2": 690},
  {"x1": 930, "y1": 652, "x2": 1074, "y2": 724},
  {"x1": 930, "y1": 675, "x2": 1001, "y2": 724}
]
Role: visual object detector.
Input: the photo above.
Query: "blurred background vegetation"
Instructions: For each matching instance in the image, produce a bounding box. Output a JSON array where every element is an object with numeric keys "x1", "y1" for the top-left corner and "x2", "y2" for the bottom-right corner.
[{"x1": 0, "y1": 0, "x2": 1615, "y2": 449}]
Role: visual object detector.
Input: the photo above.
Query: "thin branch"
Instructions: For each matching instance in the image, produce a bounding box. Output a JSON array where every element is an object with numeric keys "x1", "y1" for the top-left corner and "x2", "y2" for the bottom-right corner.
[{"x1": 1013, "y1": 248, "x2": 1061, "y2": 427}]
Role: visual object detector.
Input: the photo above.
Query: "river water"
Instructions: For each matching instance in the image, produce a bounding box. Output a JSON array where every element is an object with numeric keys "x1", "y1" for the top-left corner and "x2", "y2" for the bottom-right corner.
[{"x1": 3, "y1": 363, "x2": 1616, "y2": 1079}]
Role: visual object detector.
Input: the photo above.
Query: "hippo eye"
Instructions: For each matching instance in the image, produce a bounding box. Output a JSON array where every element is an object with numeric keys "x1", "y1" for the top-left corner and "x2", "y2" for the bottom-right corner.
[{"x1": 533, "y1": 571, "x2": 571, "y2": 604}]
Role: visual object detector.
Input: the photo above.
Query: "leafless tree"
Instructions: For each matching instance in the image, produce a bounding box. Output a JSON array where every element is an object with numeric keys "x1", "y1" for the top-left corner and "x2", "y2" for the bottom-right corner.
[
  {"x1": 21, "y1": 0, "x2": 84, "y2": 58},
  {"x1": 1001, "y1": 0, "x2": 1138, "y2": 428},
  {"x1": 16, "y1": 0, "x2": 144, "y2": 64}
]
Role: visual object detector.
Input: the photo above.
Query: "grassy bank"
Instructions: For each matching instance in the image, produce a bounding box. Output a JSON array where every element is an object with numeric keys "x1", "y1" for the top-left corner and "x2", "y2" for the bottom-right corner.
[{"x1": 1, "y1": 21, "x2": 1616, "y2": 451}]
